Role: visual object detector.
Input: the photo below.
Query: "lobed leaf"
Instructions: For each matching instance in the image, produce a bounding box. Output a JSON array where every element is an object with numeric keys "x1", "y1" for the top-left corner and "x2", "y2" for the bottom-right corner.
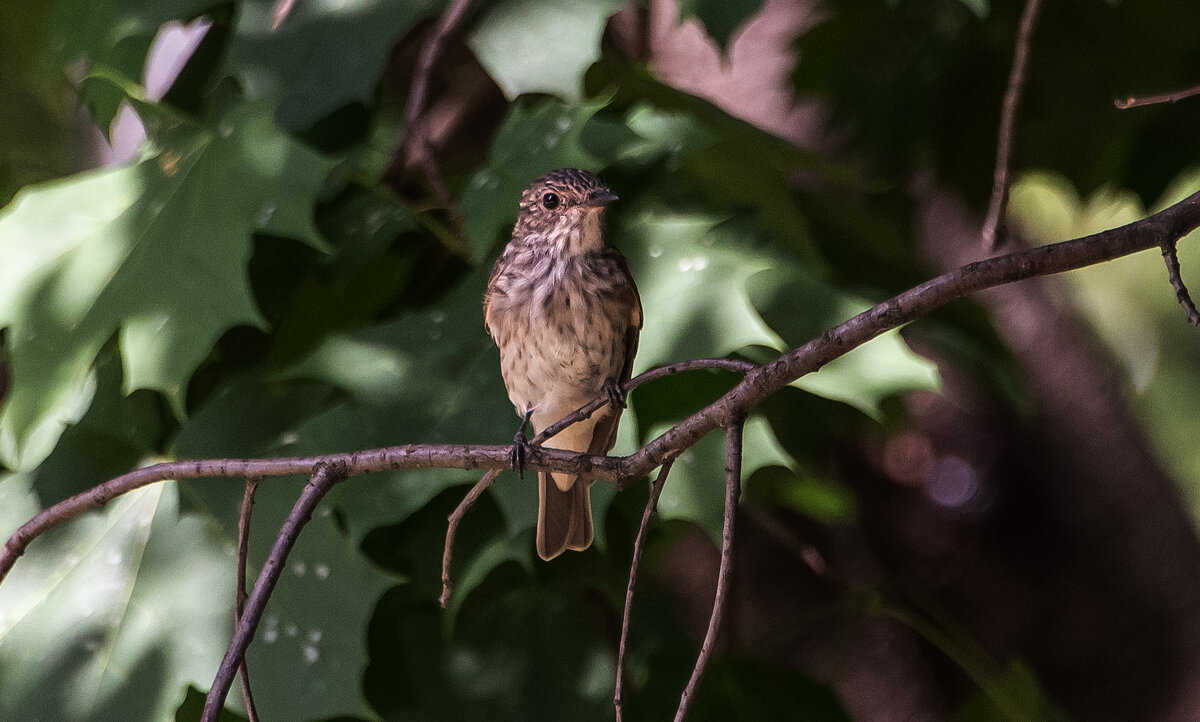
[{"x1": 0, "y1": 94, "x2": 331, "y2": 470}]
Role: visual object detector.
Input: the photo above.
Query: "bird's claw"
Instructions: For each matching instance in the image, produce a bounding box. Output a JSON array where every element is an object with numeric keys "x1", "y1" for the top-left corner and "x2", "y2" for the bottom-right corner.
[
  {"x1": 603, "y1": 377, "x2": 627, "y2": 409},
  {"x1": 510, "y1": 432, "x2": 530, "y2": 479}
]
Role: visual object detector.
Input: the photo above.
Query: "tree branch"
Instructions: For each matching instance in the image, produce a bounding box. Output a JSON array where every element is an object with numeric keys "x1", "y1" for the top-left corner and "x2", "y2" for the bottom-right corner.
[
  {"x1": 624, "y1": 187, "x2": 1200, "y2": 479},
  {"x1": 202, "y1": 462, "x2": 348, "y2": 722},
  {"x1": 674, "y1": 415, "x2": 745, "y2": 722},
  {"x1": 981, "y1": 0, "x2": 1043, "y2": 249},
  {"x1": 4, "y1": 188, "x2": 1200, "y2": 587},
  {"x1": 615, "y1": 459, "x2": 675, "y2": 721}
]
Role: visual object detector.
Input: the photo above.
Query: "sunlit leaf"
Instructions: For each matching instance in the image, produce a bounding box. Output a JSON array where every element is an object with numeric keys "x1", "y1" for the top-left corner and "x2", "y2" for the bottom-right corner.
[
  {"x1": 652, "y1": 415, "x2": 792, "y2": 538},
  {"x1": 0, "y1": 481, "x2": 234, "y2": 722},
  {"x1": 1009, "y1": 169, "x2": 1200, "y2": 518},
  {"x1": 468, "y1": 0, "x2": 623, "y2": 102},
  {"x1": 746, "y1": 266, "x2": 941, "y2": 418},
  {"x1": 0, "y1": 94, "x2": 331, "y2": 469}
]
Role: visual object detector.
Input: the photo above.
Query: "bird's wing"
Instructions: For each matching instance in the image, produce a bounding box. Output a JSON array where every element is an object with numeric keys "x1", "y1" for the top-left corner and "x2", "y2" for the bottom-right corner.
[{"x1": 482, "y1": 250, "x2": 508, "y2": 336}]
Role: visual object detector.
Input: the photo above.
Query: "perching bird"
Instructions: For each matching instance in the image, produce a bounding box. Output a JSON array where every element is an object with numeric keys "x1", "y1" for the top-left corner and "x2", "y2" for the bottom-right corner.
[{"x1": 483, "y1": 168, "x2": 642, "y2": 560}]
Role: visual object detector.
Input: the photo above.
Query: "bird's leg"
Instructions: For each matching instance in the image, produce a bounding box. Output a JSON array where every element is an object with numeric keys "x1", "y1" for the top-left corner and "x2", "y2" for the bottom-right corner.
[
  {"x1": 510, "y1": 409, "x2": 534, "y2": 479},
  {"x1": 603, "y1": 377, "x2": 627, "y2": 409}
]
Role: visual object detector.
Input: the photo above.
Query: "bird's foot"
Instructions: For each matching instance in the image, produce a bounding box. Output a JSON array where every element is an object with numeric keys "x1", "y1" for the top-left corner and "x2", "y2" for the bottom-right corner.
[
  {"x1": 509, "y1": 432, "x2": 531, "y2": 479},
  {"x1": 509, "y1": 410, "x2": 534, "y2": 479},
  {"x1": 603, "y1": 377, "x2": 627, "y2": 409}
]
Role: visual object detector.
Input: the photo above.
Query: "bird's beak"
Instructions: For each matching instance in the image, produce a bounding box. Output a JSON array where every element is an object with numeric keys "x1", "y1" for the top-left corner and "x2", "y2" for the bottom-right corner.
[{"x1": 585, "y1": 188, "x2": 619, "y2": 207}]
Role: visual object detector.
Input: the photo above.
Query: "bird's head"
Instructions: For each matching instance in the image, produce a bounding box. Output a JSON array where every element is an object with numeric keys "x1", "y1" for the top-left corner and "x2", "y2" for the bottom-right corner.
[{"x1": 513, "y1": 168, "x2": 618, "y2": 252}]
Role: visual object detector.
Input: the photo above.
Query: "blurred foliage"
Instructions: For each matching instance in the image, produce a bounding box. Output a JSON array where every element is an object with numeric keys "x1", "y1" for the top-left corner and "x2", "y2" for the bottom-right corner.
[
  {"x1": 1009, "y1": 169, "x2": 1200, "y2": 519},
  {"x1": 0, "y1": 0, "x2": 1197, "y2": 720}
]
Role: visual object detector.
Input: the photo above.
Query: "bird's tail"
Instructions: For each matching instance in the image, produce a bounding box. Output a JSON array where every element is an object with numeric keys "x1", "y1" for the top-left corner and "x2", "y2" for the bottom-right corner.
[
  {"x1": 536, "y1": 471, "x2": 593, "y2": 560},
  {"x1": 535, "y1": 408, "x2": 620, "y2": 560}
]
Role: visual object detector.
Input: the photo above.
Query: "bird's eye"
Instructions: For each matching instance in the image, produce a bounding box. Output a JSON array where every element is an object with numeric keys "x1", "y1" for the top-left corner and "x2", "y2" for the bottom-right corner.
[{"x1": 541, "y1": 192, "x2": 560, "y2": 210}]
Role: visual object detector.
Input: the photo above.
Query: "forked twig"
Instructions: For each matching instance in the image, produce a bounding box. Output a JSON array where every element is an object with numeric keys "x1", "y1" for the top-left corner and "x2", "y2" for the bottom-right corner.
[
  {"x1": 614, "y1": 460, "x2": 675, "y2": 721},
  {"x1": 202, "y1": 463, "x2": 347, "y2": 721},
  {"x1": 982, "y1": 0, "x2": 1043, "y2": 249},
  {"x1": 674, "y1": 416, "x2": 745, "y2": 722},
  {"x1": 439, "y1": 467, "x2": 503, "y2": 608},
  {"x1": 1161, "y1": 241, "x2": 1200, "y2": 327},
  {"x1": 235, "y1": 477, "x2": 262, "y2": 722}
]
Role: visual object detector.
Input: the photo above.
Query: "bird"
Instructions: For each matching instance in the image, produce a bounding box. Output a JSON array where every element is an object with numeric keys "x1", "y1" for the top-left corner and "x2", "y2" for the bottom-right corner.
[{"x1": 483, "y1": 168, "x2": 643, "y2": 560}]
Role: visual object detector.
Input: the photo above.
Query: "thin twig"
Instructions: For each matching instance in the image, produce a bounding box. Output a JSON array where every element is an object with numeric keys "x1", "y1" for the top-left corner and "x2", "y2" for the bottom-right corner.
[
  {"x1": 614, "y1": 460, "x2": 675, "y2": 721},
  {"x1": 235, "y1": 477, "x2": 262, "y2": 722},
  {"x1": 1116, "y1": 82, "x2": 1200, "y2": 109},
  {"x1": 439, "y1": 467, "x2": 503, "y2": 608},
  {"x1": 402, "y1": 0, "x2": 472, "y2": 205},
  {"x1": 982, "y1": 0, "x2": 1043, "y2": 249},
  {"x1": 1161, "y1": 241, "x2": 1200, "y2": 327},
  {"x1": 6, "y1": 189, "x2": 1200, "y2": 588},
  {"x1": 674, "y1": 416, "x2": 745, "y2": 722},
  {"x1": 201, "y1": 463, "x2": 347, "y2": 722}
]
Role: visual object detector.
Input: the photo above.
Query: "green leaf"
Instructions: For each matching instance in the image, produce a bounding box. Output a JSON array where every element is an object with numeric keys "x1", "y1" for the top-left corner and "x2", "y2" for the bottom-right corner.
[
  {"x1": 1009, "y1": 169, "x2": 1200, "y2": 520},
  {"x1": 622, "y1": 210, "x2": 781, "y2": 371},
  {"x1": 44, "y1": 0, "x2": 441, "y2": 132},
  {"x1": 468, "y1": 0, "x2": 624, "y2": 102},
  {"x1": 45, "y1": 0, "x2": 210, "y2": 129},
  {"x1": 174, "y1": 261, "x2": 533, "y2": 605},
  {"x1": 0, "y1": 94, "x2": 332, "y2": 469},
  {"x1": 954, "y1": 659, "x2": 1069, "y2": 722},
  {"x1": 744, "y1": 465, "x2": 857, "y2": 525},
  {"x1": 589, "y1": 58, "x2": 853, "y2": 258},
  {"x1": 171, "y1": 411, "x2": 398, "y2": 721},
  {"x1": 653, "y1": 415, "x2": 792, "y2": 538},
  {"x1": 615, "y1": 205, "x2": 934, "y2": 534},
  {"x1": 677, "y1": 0, "x2": 767, "y2": 51},
  {"x1": 264, "y1": 265, "x2": 546, "y2": 539},
  {"x1": 0, "y1": 481, "x2": 236, "y2": 722},
  {"x1": 175, "y1": 685, "x2": 250, "y2": 721},
  {"x1": 0, "y1": 3, "x2": 76, "y2": 205},
  {"x1": 746, "y1": 265, "x2": 940, "y2": 418},
  {"x1": 366, "y1": 574, "x2": 620, "y2": 720},
  {"x1": 461, "y1": 97, "x2": 608, "y2": 258},
  {"x1": 953, "y1": 0, "x2": 989, "y2": 18},
  {"x1": 242, "y1": 504, "x2": 393, "y2": 721},
  {"x1": 223, "y1": 0, "x2": 442, "y2": 130}
]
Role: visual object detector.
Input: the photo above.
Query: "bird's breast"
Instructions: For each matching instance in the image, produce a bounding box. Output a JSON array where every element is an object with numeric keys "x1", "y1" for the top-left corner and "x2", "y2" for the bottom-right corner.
[{"x1": 489, "y1": 255, "x2": 633, "y2": 415}]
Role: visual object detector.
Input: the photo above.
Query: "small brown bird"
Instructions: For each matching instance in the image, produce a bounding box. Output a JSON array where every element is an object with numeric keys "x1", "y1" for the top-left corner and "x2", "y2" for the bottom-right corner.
[{"x1": 484, "y1": 168, "x2": 643, "y2": 560}]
